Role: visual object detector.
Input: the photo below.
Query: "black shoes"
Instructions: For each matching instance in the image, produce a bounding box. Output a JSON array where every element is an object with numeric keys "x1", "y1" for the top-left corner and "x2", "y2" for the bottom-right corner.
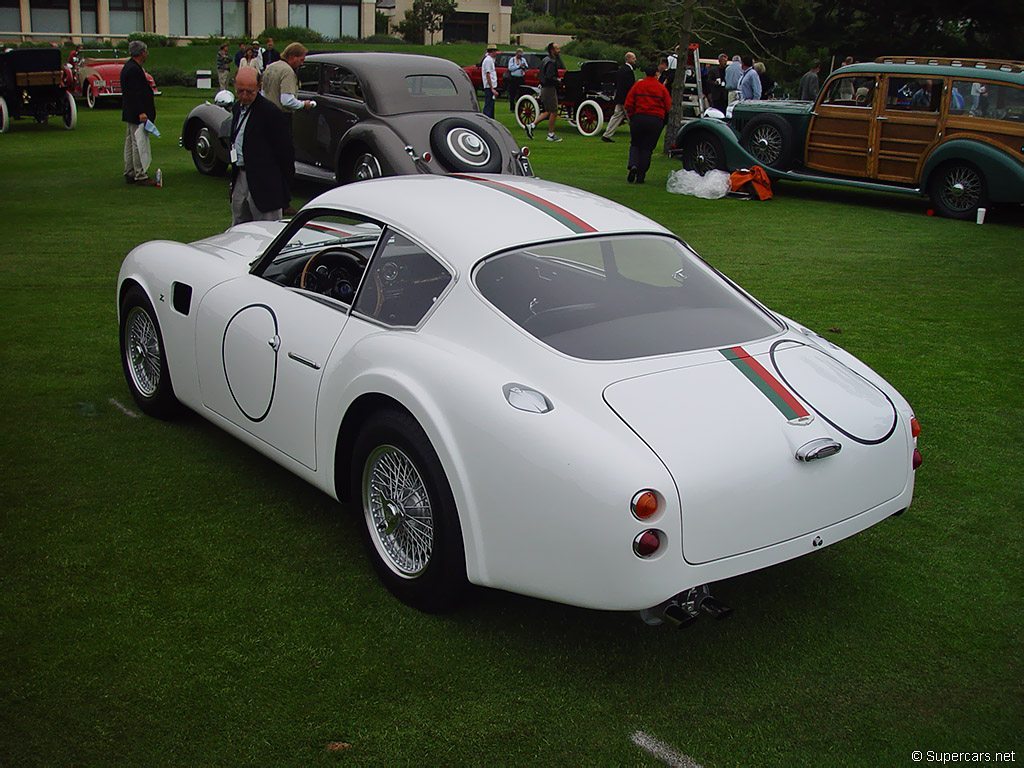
[
  {"x1": 627, "y1": 167, "x2": 637, "y2": 183},
  {"x1": 601, "y1": 136, "x2": 614, "y2": 143}
]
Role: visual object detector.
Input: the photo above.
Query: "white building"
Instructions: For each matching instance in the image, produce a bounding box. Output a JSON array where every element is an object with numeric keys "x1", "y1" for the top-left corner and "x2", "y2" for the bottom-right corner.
[{"x1": 0, "y1": 0, "x2": 508, "y2": 44}]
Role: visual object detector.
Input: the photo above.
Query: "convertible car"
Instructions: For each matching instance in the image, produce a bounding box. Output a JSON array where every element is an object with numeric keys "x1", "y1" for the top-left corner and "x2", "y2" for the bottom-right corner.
[
  {"x1": 181, "y1": 52, "x2": 532, "y2": 184},
  {"x1": 64, "y1": 49, "x2": 160, "y2": 109},
  {"x1": 118, "y1": 175, "x2": 921, "y2": 623}
]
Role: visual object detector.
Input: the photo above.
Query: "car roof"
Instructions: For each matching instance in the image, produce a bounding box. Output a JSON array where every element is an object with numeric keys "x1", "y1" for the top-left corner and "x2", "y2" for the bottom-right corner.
[
  {"x1": 834, "y1": 62, "x2": 1024, "y2": 85},
  {"x1": 302, "y1": 175, "x2": 667, "y2": 267},
  {"x1": 304, "y1": 51, "x2": 476, "y2": 114}
]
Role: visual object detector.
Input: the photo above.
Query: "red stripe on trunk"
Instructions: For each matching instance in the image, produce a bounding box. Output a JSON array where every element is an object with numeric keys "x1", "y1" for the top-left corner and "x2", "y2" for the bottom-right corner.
[{"x1": 727, "y1": 346, "x2": 809, "y2": 418}]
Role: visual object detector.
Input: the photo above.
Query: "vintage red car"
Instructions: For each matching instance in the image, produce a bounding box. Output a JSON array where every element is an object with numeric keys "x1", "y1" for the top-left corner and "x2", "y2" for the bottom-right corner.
[
  {"x1": 463, "y1": 51, "x2": 564, "y2": 95},
  {"x1": 64, "y1": 48, "x2": 159, "y2": 109}
]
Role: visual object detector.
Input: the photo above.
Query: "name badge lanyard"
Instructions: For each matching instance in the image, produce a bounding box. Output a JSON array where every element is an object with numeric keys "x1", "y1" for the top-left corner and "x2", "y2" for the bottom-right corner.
[{"x1": 230, "y1": 107, "x2": 251, "y2": 165}]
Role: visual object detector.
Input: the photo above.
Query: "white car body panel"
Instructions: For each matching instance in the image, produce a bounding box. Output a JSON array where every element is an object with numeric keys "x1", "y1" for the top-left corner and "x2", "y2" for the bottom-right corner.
[{"x1": 117, "y1": 174, "x2": 918, "y2": 612}]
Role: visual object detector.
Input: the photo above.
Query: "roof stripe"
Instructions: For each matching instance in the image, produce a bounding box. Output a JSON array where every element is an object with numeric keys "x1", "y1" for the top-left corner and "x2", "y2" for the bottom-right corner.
[
  {"x1": 455, "y1": 174, "x2": 597, "y2": 234},
  {"x1": 721, "y1": 345, "x2": 810, "y2": 421}
]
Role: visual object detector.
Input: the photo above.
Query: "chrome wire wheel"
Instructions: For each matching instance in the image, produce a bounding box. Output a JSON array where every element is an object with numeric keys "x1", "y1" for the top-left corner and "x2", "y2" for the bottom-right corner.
[
  {"x1": 124, "y1": 306, "x2": 161, "y2": 398},
  {"x1": 939, "y1": 165, "x2": 983, "y2": 213},
  {"x1": 685, "y1": 135, "x2": 722, "y2": 176},
  {"x1": 363, "y1": 445, "x2": 434, "y2": 578},
  {"x1": 748, "y1": 124, "x2": 782, "y2": 166}
]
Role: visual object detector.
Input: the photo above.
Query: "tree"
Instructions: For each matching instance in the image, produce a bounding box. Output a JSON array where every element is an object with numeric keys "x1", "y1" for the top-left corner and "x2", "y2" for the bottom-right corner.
[{"x1": 398, "y1": 0, "x2": 458, "y2": 44}]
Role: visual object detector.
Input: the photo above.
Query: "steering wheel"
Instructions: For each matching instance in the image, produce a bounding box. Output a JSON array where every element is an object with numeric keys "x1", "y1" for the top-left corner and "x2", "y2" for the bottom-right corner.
[{"x1": 299, "y1": 246, "x2": 367, "y2": 303}]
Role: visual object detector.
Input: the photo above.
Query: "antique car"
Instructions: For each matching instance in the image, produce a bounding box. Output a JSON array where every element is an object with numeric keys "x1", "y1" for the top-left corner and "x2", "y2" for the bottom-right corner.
[
  {"x1": 0, "y1": 47, "x2": 76, "y2": 132},
  {"x1": 673, "y1": 56, "x2": 1024, "y2": 219},
  {"x1": 515, "y1": 59, "x2": 619, "y2": 137},
  {"x1": 180, "y1": 52, "x2": 532, "y2": 183},
  {"x1": 117, "y1": 174, "x2": 921, "y2": 623},
  {"x1": 463, "y1": 50, "x2": 551, "y2": 94},
  {"x1": 64, "y1": 48, "x2": 160, "y2": 109}
]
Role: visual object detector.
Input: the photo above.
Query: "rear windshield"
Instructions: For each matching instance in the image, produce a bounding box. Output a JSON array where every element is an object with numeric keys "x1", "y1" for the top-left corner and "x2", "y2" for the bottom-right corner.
[{"x1": 475, "y1": 235, "x2": 782, "y2": 360}]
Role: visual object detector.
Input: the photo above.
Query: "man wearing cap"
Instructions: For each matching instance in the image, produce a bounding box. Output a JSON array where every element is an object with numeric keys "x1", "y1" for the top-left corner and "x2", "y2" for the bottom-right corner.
[
  {"x1": 229, "y1": 67, "x2": 293, "y2": 225},
  {"x1": 120, "y1": 40, "x2": 160, "y2": 187},
  {"x1": 481, "y1": 44, "x2": 498, "y2": 118}
]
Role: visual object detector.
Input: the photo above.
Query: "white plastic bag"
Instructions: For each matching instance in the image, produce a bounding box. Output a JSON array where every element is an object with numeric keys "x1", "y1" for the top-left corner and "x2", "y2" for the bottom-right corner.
[{"x1": 665, "y1": 168, "x2": 731, "y2": 199}]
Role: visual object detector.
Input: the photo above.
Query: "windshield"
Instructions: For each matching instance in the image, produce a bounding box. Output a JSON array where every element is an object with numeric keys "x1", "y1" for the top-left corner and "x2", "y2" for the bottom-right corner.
[{"x1": 474, "y1": 235, "x2": 782, "y2": 360}]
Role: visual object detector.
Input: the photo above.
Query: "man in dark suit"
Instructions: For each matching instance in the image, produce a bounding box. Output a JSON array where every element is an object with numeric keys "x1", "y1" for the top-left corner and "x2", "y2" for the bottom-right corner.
[
  {"x1": 121, "y1": 39, "x2": 159, "y2": 186},
  {"x1": 229, "y1": 67, "x2": 294, "y2": 225}
]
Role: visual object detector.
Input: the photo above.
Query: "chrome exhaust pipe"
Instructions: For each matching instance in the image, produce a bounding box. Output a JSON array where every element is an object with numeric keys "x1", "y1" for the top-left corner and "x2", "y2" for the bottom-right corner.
[{"x1": 639, "y1": 584, "x2": 733, "y2": 627}]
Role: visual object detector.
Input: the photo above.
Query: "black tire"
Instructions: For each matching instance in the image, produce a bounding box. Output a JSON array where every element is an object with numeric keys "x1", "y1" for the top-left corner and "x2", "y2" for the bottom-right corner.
[
  {"x1": 928, "y1": 161, "x2": 988, "y2": 220},
  {"x1": 86, "y1": 83, "x2": 97, "y2": 109},
  {"x1": 739, "y1": 113, "x2": 794, "y2": 170},
  {"x1": 119, "y1": 285, "x2": 180, "y2": 419},
  {"x1": 352, "y1": 409, "x2": 467, "y2": 612},
  {"x1": 680, "y1": 131, "x2": 727, "y2": 176},
  {"x1": 191, "y1": 125, "x2": 228, "y2": 176},
  {"x1": 62, "y1": 91, "x2": 77, "y2": 130},
  {"x1": 0, "y1": 95, "x2": 9, "y2": 133},
  {"x1": 346, "y1": 149, "x2": 383, "y2": 183},
  {"x1": 429, "y1": 117, "x2": 503, "y2": 174}
]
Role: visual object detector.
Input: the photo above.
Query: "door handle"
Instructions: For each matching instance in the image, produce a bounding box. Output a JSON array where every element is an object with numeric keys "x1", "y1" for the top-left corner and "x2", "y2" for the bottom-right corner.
[
  {"x1": 287, "y1": 352, "x2": 321, "y2": 370},
  {"x1": 268, "y1": 335, "x2": 280, "y2": 351},
  {"x1": 876, "y1": 116, "x2": 888, "y2": 121},
  {"x1": 796, "y1": 438, "x2": 842, "y2": 462}
]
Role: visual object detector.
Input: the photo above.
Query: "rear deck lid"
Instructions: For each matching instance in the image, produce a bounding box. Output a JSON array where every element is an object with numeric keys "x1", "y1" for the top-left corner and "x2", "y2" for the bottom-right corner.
[{"x1": 604, "y1": 340, "x2": 909, "y2": 563}]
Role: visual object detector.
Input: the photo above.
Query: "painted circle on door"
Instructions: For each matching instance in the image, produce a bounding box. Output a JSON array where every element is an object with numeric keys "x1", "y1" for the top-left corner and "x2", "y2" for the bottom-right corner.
[{"x1": 222, "y1": 303, "x2": 279, "y2": 422}]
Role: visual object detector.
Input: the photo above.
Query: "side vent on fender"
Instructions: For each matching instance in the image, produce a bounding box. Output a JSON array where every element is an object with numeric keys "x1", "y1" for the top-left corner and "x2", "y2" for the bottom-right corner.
[{"x1": 172, "y1": 282, "x2": 193, "y2": 316}]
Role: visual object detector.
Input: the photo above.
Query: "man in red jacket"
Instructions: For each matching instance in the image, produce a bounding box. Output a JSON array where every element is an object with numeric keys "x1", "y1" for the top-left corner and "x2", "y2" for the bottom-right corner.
[{"x1": 624, "y1": 63, "x2": 672, "y2": 184}]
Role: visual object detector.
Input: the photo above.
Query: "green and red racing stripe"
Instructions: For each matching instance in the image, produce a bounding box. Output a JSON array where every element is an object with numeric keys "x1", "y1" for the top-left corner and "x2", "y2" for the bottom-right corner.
[
  {"x1": 720, "y1": 345, "x2": 810, "y2": 421},
  {"x1": 455, "y1": 174, "x2": 596, "y2": 234}
]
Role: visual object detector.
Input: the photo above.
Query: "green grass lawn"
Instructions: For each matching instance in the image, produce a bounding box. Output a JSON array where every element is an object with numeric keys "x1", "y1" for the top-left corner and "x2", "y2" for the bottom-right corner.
[{"x1": 1, "y1": 84, "x2": 1022, "y2": 767}]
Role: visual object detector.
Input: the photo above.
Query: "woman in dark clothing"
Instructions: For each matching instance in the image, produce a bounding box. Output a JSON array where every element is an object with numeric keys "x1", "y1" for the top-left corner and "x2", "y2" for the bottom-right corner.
[{"x1": 624, "y1": 64, "x2": 672, "y2": 184}]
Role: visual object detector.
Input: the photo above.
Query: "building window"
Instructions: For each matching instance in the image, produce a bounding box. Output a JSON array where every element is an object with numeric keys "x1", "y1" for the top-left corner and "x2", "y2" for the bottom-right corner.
[
  {"x1": 169, "y1": 0, "x2": 247, "y2": 36},
  {"x1": 109, "y1": 0, "x2": 143, "y2": 34},
  {"x1": 0, "y1": 0, "x2": 21, "y2": 33},
  {"x1": 29, "y1": 0, "x2": 70, "y2": 36},
  {"x1": 290, "y1": 1, "x2": 360, "y2": 40},
  {"x1": 80, "y1": 0, "x2": 97, "y2": 34}
]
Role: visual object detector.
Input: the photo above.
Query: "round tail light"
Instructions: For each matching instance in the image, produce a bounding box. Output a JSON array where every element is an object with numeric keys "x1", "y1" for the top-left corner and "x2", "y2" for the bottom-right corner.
[
  {"x1": 422, "y1": 151, "x2": 432, "y2": 163},
  {"x1": 521, "y1": 146, "x2": 530, "y2": 157},
  {"x1": 633, "y1": 530, "x2": 662, "y2": 558},
  {"x1": 631, "y1": 490, "x2": 659, "y2": 520}
]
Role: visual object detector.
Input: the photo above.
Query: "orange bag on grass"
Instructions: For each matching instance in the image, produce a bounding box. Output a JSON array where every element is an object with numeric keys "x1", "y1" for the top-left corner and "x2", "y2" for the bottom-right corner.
[{"x1": 729, "y1": 165, "x2": 773, "y2": 200}]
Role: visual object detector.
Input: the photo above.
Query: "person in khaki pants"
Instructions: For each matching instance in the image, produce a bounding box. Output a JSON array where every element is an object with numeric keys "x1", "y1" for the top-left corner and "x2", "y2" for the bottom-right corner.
[
  {"x1": 601, "y1": 51, "x2": 636, "y2": 142},
  {"x1": 121, "y1": 40, "x2": 160, "y2": 186}
]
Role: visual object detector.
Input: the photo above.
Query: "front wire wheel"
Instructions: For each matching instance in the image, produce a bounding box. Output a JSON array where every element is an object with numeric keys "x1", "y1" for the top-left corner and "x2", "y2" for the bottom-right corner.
[
  {"x1": 682, "y1": 132, "x2": 726, "y2": 176},
  {"x1": 119, "y1": 286, "x2": 180, "y2": 419}
]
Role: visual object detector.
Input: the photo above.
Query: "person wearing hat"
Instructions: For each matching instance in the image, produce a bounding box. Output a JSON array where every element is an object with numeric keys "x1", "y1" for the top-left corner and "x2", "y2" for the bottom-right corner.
[
  {"x1": 481, "y1": 44, "x2": 499, "y2": 118},
  {"x1": 120, "y1": 40, "x2": 160, "y2": 187}
]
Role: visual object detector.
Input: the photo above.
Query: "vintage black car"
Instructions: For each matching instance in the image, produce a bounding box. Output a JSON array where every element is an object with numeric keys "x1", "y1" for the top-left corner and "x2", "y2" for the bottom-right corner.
[
  {"x1": 180, "y1": 52, "x2": 532, "y2": 183},
  {"x1": 515, "y1": 60, "x2": 619, "y2": 138},
  {"x1": 0, "y1": 47, "x2": 77, "y2": 133}
]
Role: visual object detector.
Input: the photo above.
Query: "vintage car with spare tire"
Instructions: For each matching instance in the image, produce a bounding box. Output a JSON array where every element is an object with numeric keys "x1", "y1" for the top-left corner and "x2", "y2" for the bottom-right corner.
[
  {"x1": 180, "y1": 52, "x2": 532, "y2": 183},
  {"x1": 673, "y1": 56, "x2": 1024, "y2": 219},
  {"x1": 0, "y1": 47, "x2": 77, "y2": 133}
]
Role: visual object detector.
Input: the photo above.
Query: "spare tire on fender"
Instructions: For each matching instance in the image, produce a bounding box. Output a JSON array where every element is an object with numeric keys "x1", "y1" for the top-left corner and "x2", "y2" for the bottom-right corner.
[{"x1": 429, "y1": 118, "x2": 503, "y2": 174}]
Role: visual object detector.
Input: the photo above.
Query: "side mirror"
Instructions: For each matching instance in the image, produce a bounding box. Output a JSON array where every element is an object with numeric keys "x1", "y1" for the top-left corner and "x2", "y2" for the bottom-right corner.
[{"x1": 214, "y1": 89, "x2": 235, "y2": 108}]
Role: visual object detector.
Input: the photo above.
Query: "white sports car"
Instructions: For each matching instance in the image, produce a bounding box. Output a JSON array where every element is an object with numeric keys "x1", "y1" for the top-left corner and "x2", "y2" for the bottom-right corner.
[{"x1": 118, "y1": 175, "x2": 922, "y2": 623}]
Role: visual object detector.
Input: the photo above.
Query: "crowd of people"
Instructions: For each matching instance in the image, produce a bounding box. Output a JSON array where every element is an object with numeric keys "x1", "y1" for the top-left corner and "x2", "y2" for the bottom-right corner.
[{"x1": 118, "y1": 34, "x2": 860, "y2": 209}]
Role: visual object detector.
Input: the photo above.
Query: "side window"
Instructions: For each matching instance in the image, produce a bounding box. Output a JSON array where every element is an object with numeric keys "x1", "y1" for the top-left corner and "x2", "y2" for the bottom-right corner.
[
  {"x1": 952, "y1": 80, "x2": 1024, "y2": 122},
  {"x1": 258, "y1": 213, "x2": 383, "y2": 307},
  {"x1": 324, "y1": 64, "x2": 363, "y2": 101},
  {"x1": 886, "y1": 77, "x2": 940, "y2": 112},
  {"x1": 354, "y1": 229, "x2": 452, "y2": 327},
  {"x1": 297, "y1": 63, "x2": 320, "y2": 92},
  {"x1": 821, "y1": 76, "x2": 874, "y2": 107},
  {"x1": 496, "y1": 54, "x2": 510, "y2": 68}
]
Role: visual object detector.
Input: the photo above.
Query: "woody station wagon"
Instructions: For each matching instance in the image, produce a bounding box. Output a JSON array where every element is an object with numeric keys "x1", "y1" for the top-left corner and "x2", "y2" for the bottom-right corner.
[{"x1": 674, "y1": 56, "x2": 1024, "y2": 219}]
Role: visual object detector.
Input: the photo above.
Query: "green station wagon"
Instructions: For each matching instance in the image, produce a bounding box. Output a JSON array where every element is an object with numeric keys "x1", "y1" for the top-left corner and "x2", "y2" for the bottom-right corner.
[{"x1": 673, "y1": 56, "x2": 1024, "y2": 219}]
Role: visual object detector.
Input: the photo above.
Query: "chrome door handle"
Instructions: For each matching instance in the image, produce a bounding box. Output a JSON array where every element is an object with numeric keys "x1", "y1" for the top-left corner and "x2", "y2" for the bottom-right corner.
[
  {"x1": 796, "y1": 438, "x2": 842, "y2": 462},
  {"x1": 268, "y1": 335, "x2": 281, "y2": 351},
  {"x1": 287, "y1": 352, "x2": 321, "y2": 370},
  {"x1": 876, "y1": 116, "x2": 888, "y2": 121}
]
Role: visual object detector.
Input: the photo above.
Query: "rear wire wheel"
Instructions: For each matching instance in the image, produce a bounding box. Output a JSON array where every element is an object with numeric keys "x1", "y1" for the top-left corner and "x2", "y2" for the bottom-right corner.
[
  {"x1": 352, "y1": 409, "x2": 467, "y2": 612},
  {"x1": 575, "y1": 99, "x2": 604, "y2": 137}
]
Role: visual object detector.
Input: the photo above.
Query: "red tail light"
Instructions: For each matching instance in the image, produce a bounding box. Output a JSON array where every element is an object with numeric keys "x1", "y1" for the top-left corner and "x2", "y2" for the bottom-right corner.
[
  {"x1": 633, "y1": 530, "x2": 662, "y2": 558},
  {"x1": 913, "y1": 449, "x2": 923, "y2": 470},
  {"x1": 911, "y1": 417, "x2": 921, "y2": 438}
]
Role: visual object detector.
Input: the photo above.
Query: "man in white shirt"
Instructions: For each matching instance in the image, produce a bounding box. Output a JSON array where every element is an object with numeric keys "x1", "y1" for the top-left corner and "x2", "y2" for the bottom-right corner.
[{"x1": 481, "y1": 44, "x2": 498, "y2": 118}]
